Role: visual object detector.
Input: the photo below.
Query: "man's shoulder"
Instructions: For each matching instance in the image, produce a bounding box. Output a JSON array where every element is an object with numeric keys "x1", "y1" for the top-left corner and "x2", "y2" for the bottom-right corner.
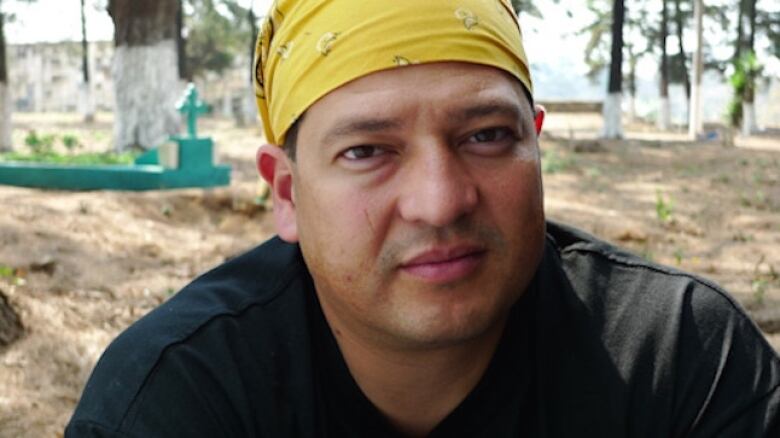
[
  {"x1": 541, "y1": 221, "x2": 780, "y2": 435},
  {"x1": 543, "y1": 220, "x2": 768, "y2": 337},
  {"x1": 546, "y1": 220, "x2": 740, "y2": 308},
  {"x1": 68, "y1": 236, "x2": 311, "y2": 434}
]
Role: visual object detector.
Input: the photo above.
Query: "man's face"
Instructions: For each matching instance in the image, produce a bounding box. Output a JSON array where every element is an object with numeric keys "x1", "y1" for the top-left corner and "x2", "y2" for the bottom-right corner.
[{"x1": 281, "y1": 62, "x2": 545, "y2": 349}]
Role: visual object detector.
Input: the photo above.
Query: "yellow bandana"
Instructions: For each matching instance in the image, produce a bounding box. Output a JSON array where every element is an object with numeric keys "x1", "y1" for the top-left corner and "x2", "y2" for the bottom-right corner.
[{"x1": 254, "y1": 0, "x2": 532, "y2": 145}]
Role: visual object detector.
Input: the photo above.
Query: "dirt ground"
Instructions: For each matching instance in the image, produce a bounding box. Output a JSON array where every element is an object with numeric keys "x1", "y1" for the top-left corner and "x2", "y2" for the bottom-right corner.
[{"x1": 0, "y1": 112, "x2": 779, "y2": 437}]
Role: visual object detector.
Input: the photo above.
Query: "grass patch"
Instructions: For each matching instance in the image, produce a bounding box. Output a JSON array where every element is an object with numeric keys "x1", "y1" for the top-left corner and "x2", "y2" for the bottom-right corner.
[{"x1": 541, "y1": 149, "x2": 575, "y2": 174}]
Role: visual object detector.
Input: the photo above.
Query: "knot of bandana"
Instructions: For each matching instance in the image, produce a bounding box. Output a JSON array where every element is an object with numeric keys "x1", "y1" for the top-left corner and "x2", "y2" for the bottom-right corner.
[{"x1": 254, "y1": 0, "x2": 533, "y2": 145}]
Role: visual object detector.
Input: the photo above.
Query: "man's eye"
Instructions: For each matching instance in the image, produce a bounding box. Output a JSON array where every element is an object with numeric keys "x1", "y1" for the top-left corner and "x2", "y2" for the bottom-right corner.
[
  {"x1": 468, "y1": 127, "x2": 513, "y2": 143},
  {"x1": 342, "y1": 145, "x2": 384, "y2": 160}
]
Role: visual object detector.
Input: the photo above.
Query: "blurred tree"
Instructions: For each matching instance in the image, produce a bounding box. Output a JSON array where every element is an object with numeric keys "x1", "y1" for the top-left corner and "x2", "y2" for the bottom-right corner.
[
  {"x1": 180, "y1": 0, "x2": 257, "y2": 124},
  {"x1": 0, "y1": 0, "x2": 36, "y2": 151},
  {"x1": 510, "y1": 0, "x2": 544, "y2": 18},
  {"x1": 184, "y1": 0, "x2": 250, "y2": 79},
  {"x1": 580, "y1": 0, "x2": 611, "y2": 81},
  {"x1": 689, "y1": 0, "x2": 703, "y2": 138},
  {"x1": 79, "y1": 0, "x2": 95, "y2": 123},
  {"x1": 602, "y1": 0, "x2": 625, "y2": 139},
  {"x1": 740, "y1": 0, "x2": 758, "y2": 134},
  {"x1": 658, "y1": 0, "x2": 671, "y2": 130},
  {"x1": 108, "y1": 0, "x2": 180, "y2": 151},
  {"x1": 671, "y1": 0, "x2": 690, "y2": 104}
]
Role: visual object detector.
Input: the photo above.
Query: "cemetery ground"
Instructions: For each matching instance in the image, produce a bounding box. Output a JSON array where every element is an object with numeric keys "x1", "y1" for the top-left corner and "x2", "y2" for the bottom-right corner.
[{"x1": 0, "y1": 111, "x2": 779, "y2": 437}]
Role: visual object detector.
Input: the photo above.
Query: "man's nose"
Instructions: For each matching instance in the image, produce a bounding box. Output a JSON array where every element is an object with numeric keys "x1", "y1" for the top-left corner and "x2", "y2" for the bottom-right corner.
[{"x1": 397, "y1": 145, "x2": 478, "y2": 227}]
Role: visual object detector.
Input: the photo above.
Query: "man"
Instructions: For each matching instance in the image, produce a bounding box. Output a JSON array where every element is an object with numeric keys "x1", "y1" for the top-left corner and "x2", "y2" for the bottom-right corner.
[{"x1": 67, "y1": 0, "x2": 780, "y2": 436}]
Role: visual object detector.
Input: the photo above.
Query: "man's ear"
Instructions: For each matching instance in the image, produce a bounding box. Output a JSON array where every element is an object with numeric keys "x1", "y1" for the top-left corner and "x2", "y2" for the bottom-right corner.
[
  {"x1": 257, "y1": 144, "x2": 298, "y2": 243},
  {"x1": 534, "y1": 105, "x2": 545, "y2": 137}
]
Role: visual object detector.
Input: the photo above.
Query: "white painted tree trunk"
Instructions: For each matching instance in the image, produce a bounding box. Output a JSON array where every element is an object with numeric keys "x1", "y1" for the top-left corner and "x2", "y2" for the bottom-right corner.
[
  {"x1": 657, "y1": 96, "x2": 671, "y2": 130},
  {"x1": 113, "y1": 39, "x2": 181, "y2": 151},
  {"x1": 78, "y1": 81, "x2": 95, "y2": 123},
  {"x1": 601, "y1": 92, "x2": 623, "y2": 139},
  {"x1": 244, "y1": 91, "x2": 257, "y2": 125},
  {"x1": 741, "y1": 101, "x2": 757, "y2": 136},
  {"x1": 628, "y1": 94, "x2": 637, "y2": 121},
  {"x1": 0, "y1": 82, "x2": 11, "y2": 151}
]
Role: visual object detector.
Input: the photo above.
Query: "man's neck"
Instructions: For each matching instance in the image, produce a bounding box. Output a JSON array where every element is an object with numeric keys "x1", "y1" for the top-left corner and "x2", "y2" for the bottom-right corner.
[{"x1": 323, "y1": 309, "x2": 508, "y2": 437}]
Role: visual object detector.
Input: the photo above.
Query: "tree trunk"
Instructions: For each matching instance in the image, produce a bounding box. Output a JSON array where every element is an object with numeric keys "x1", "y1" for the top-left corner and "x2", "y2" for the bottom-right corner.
[
  {"x1": 108, "y1": 0, "x2": 181, "y2": 151},
  {"x1": 689, "y1": 0, "x2": 704, "y2": 139},
  {"x1": 0, "y1": 12, "x2": 11, "y2": 152},
  {"x1": 0, "y1": 288, "x2": 23, "y2": 349},
  {"x1": 601, "y1": 0, "x2": 624, "y2": 139},
  {"x1": 176, "y1": 0, "x2": 188, "y2": 80},
  {"x1": 658, "y1": 0, "x2": 671, "y2": 130},
  {"x1": 243, "y1": 4, "x2": 259, "y2": 126},
  {"x1": 742, "y1": 0, "x2": 757, "y2": 135},
  {"x1": 674, "y1": 0, "x2": 690, "y2": 104},
  {"x1": 734, "y1": 0, "x2": 745, "y2": 61},
  {"x1": 80, "y1": 0, "x2": 95, "y2": 123},
  {"x1": 627, "y1": 45, "x2": 637, "y2": 122}
]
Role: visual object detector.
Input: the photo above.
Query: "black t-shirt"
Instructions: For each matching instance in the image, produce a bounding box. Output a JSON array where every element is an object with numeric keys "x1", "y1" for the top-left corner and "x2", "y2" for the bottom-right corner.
[{"x1": 66, "y1": 222, "x2": 780, "y2": 437}]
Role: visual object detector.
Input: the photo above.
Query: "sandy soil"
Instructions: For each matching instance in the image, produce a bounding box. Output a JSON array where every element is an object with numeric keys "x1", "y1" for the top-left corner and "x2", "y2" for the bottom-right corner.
[{"x1": 0, "y1": 113, "x2": 778, "y2": 437}]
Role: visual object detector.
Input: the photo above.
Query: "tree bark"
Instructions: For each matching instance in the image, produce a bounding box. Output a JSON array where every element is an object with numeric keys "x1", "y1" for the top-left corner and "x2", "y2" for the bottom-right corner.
[
  {"x1": 243, "y1": 4, "x2": 259, "y2": 126},
  {"x1": 80, "y1": 0, "x2": 95, "y2": 123},
  {"x1": 108, "y1": 0, "x2": 181, "y2": 151},
  {"x1": 689, "y1": 0, "x2": 704, "y2": 139},
  {"x1": 658, "y1": 0, "x2": 671, "y2": 130},
  {"x1": 674, "y1": 0, "x2": 690, "y2": 102},
  {"x1": 0, "y1": 12, "x2": 11, "y2": 151},
  {"x1": 627, "y1": 44, "x2": 637, "y2": 121},
  {"x1": 176, "y1": 0, "x2": 188, "y2": 80},
  {"x1": 734, "y1": 0, "x2": 745, "y2": 61},
  {"x1": 602, "y1": 0, "x2": 624, "y2": 139},
  {"x1": 742, "y1": 0, "x2": 758, "y2": 135}
]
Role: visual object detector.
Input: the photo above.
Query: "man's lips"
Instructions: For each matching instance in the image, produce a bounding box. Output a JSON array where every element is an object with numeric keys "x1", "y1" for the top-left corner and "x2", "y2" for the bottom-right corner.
[{"x1": 399, "y1": 245, "x2": 486, "y2": 283}]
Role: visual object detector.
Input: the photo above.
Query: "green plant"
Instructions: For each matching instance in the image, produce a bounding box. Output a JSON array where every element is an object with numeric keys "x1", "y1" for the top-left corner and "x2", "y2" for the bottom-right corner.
[
  {"x1": 0, "y1": 264, "x2": 26, "y2": 286},
  {"x1": 24, "y1": 130, "x2": 56, "y2": 155},
  {"x1": 62, "y1": 134, "x2": 82, "y2": 152},
  {"x1": 541, "y1": 150, "x2": 574, "y2": 174},
  {"x1": 726, "y1": 52, "x2": 763, "y2": 127},
  {"x1": 751, "y1": 255, "x2": 779, "y2": 306},
  {"x1": 655, "y1": 191, "x2": 674, "y2": 224},
  {"x1": 751, "y1": 279, "x2": 767, "y2": 306},
  {"x1": 673, "y1": 248, "x2": 684, "y2": 266}
]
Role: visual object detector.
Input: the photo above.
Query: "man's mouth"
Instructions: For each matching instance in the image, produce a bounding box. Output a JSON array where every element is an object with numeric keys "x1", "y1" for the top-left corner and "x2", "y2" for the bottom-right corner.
[{"x1": 399, "y1": 245, "x2": 486, "y2": 284}]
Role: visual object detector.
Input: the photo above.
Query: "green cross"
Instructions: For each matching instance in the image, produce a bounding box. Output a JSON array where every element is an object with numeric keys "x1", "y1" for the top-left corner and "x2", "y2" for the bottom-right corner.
[{"x1": 177, "y1": 83, "x2": 209, "y2": 139}]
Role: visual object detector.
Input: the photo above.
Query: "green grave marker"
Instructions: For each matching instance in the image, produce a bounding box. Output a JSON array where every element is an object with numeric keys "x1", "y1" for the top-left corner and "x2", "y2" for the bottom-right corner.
[
  {"x1": 0, "y1": 83, "x2": 231, "y2": 191},
  {"x1": 178, "y1": 83, "x2": 210, "y2": 139}
]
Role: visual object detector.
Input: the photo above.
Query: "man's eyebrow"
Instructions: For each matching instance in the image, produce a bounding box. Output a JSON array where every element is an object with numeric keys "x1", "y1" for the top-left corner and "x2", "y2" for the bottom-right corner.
[
  {"x1": 447, "y1": 101, "x2": 524, "y2": 124},
  {"x1": 321, "y1": 117, "x2": 403, "y2": 145}
]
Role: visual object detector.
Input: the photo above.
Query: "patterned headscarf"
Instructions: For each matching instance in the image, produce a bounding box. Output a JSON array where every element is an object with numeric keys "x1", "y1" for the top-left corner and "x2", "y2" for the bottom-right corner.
[{"x1": 254, "y1": 0, "x2": 532, "y2": 145}]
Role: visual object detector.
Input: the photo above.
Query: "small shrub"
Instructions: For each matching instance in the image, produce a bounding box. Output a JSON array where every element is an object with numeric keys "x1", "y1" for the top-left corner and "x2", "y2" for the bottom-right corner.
[
  {"x1": 62, "y1": 134, "x2": 81, "y2": 152},
  {"x1": 25, "y1": 130, "x2": 56, "y2": 155},
  {"x1": 655, "y1": 191, "x2": 674, "y2": 224},
  {"x1": 673, "y1": 248, "x2": 684, "y2": 266}
]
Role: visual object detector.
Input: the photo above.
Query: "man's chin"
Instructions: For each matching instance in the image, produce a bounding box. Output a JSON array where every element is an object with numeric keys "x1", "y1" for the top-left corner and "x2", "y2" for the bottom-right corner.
[{"x1": 381, "y1": 294, "x2": 513, "y2": 350}]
